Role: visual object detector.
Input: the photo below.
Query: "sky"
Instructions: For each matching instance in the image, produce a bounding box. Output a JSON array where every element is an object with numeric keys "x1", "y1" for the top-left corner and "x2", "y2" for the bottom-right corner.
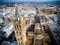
[{"x1": 0, "y1": 0, "x2": 60, "y2": 3}]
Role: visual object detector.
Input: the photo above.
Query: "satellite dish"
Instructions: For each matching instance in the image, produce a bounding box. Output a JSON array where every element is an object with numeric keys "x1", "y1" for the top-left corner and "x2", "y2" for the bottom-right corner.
[{"x1": 1, "y1": 41, "x2": 11, "y2": 45}]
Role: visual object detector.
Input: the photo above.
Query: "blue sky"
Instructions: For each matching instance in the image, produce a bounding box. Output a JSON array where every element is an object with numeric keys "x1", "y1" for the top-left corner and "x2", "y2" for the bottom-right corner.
[{"x1": 0, "y1": 0, "x2": 60, "y2": 2}]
